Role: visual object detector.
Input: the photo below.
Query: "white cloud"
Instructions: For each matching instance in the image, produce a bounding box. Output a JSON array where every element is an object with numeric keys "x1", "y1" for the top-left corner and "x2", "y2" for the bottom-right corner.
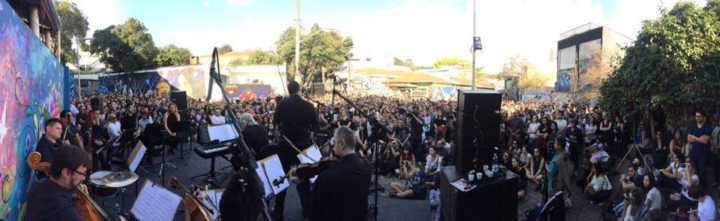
[{"x1": 70, "y1": 0, "x2": 127, "y2": 36}]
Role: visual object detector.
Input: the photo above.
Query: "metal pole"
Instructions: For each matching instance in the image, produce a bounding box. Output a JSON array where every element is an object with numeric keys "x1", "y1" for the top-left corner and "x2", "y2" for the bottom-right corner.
[
  {"x1": 471, "y1": 0, "x2": 476, "y2": 90},
  {"x1": 75, "y1": 37, "x2": 82, "y2": 100},
  {"x1": 295, "y1": 0, "x2": 301, "y2": 81}
]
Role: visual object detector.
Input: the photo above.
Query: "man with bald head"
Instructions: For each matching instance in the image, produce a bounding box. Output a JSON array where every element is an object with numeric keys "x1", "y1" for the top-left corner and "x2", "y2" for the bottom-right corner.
[{"x1": 311, "y1": 126, "x2": 371, "y2": 221}]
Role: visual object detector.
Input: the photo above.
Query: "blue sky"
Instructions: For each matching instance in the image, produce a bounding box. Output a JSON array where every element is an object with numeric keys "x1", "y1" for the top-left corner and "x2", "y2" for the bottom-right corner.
[{"x1": 71, "y1": 0, "x2": 707, "y2": 73}]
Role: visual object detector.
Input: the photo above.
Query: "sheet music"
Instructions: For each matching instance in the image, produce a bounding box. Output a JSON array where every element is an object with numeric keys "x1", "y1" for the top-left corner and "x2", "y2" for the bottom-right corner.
[
  {"x1": 198, "y1": 189, "x2": 223, "y2": 221},
  {"x1": 256, "y1": 167, "x2": 273, "y2": 198},
  {"x1": 128, "y1": 142, "x2": 147, "y2": 173},
  {"x1": 131, "y1": 180, "x2": 182, "y2": 221},
  {"x1": 207, "y1": 124, "x2": 239, "y2": 142},
  {"x1": 259, "y1": 154, "x2": 289, "y2": 195},
  {"x1": 297, "y1": 145, "x2": 321, "y2": 183}
]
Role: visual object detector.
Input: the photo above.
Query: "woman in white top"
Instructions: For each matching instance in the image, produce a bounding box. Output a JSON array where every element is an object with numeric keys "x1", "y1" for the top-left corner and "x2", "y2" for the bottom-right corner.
[
  {"x1": 527, "y1": 115, "x2": 541, "y2": 143},
  {"x1": 690, "y1": 187, "x2": 716, "y2": 221},
  {"x1": 585, "y1": 165, "x2": 612, "y2": 204},
  {"x1": 642, "y1": 174, "x2": 662, "y2": 213},
  {"x1": 425, "y1": 147, "x2": 442, "y2": 177},
  {"x1": 584, "y1": 117, "x2": 598, "y2": 145}
]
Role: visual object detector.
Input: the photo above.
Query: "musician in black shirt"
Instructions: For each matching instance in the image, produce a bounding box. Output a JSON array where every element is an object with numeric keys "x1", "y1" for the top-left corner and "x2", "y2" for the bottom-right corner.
[
  {"x1": 312, "y1": 126, "x2": 371, "y2": 221},
  {"x1": 37, "y1": 118, "x2": 63, "y2": 171},
  {"x1": 25, "y1": 145, "x2": 92, "y2": 221},
  {"x1": 271, "y1": 81, "x2": 319, "y2": 220}
]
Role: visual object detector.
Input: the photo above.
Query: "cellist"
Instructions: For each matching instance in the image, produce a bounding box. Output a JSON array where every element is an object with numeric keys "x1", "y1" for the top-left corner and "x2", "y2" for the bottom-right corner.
[{"x1": 25, "y1": 145, "x2": 91, "y2": 221}]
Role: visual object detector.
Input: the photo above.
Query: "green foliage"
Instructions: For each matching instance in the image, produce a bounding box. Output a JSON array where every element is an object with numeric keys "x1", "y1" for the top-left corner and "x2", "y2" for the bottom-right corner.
[
  {"x1": 219, "y1": 44, "x2": 233, "y2": 54},
  {"x1": 54, "y1": 0, "x2": 89, "y2": 64},
  {"x1": 432, "y1": 57, "x2": 468, "y2": 69},
  {"x1": 600, "y1": 1, "x2": 720, "y2": 118},
  {"x1": 89, "y1": 18, "x2": 158, "y2": 72},
  {"x1": 154, "y1": 45, "x2": 192, "y2": 67},
  {"x1": 275, "y1": 24, "x2": 354, "y2": 88},
  {"x1": 248, "y1": 50, "x2": 282, "y2": 65}
]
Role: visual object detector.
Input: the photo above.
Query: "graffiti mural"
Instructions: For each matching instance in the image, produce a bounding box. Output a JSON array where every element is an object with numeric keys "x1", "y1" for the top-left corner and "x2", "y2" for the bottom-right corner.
[
  {"x1": 156, "y1": 65, "x2": 209, "y2": 99},
  {"x1": 0, "y1": 1, "x2": 65, "y2": 220},
  {"x1": 225, "y1": 84, "x2": 272, "y2": 101}
]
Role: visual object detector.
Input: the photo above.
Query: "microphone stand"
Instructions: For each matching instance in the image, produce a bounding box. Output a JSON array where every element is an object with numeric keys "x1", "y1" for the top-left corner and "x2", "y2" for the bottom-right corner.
[
  {"x1": 332, "y1": 89, "x2": 388, "y2": 221},
  {"x1": 206, "y1": 47, "x2": 273, "y2": 221}
]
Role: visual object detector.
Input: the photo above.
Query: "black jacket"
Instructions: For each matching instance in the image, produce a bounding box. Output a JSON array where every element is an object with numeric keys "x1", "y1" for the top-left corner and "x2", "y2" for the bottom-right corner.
[
  {"x1": 311, "y1": 153, "x2": 371, "y2": 221},
  {"x1": 24, "y1": 180, "x2": 82, "y2": 221}
]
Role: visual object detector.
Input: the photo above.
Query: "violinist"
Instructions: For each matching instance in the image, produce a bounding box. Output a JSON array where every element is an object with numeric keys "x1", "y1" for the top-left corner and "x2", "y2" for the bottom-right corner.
[
  {"x1": 311, "y1": 126, "x2": 371, "y2": 221},
  {"x1": 25, "y1": 145, "x2": 91, "y2": 221}
]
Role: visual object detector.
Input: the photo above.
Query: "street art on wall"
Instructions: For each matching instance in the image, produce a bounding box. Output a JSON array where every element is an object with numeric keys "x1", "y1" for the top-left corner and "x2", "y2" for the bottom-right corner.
[
  {"x1": 225, "y1": 84, "x2": 272, "y2": 101},
  {"x1": 0, "y1": 1, "x2": 65, "y2": 219},
  {"x1": 155, "y1": 65, "x2": 209, "y2": 99}
]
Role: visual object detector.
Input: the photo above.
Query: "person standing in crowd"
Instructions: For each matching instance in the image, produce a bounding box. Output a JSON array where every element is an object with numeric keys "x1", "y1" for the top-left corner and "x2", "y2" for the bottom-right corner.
[
  {"x1": 687, "y1": 110, "x2": 713, "y2": 186},
  {"x1": 312, "y1": 126, "x2": 371, "y2": 221},
  {"x1": 60, "y1": 110, "x2": 84, "y2": 151},
  {"x1": 272, "y1": 81, "x2": 318, "y2": 220},
  {"x1": 209, "y1": 109, "x2": 226, "y2": 125},
  {"x1": 163, "y1": 103, "x2": 181, "y2": 153},
  {"x1": 105, "y1": 113, "x2": 122, "y2": 141}
]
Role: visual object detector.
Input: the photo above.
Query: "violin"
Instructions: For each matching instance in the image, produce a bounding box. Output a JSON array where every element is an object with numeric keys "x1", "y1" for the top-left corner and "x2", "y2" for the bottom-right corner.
[
  {"x1": 273, "y1": 158, "x2": 337, "y2": 186},
  {"x1": 26, "y1": 152, "x2": 111, "y2": 221},
  {"x1": 169, "y1": 177, "x2": 213, "y2": 221}
]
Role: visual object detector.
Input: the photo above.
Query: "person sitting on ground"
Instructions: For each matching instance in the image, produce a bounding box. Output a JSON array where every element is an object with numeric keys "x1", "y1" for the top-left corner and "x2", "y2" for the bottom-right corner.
[
  {"x1": 688, "y1": 186, "x2": 716, "y2": 221},
  {"x1": 641, "y1": 174, "x2": 662, "y2": 216},
  {"x1": 398, "y1": 147, "x2": 417, "y2": 179},
  {"x1": 659, "y1": 154, "x2": 685, "y2": 191},
  {"x1": 510, "y1": 157, "x2": 528, "y2": 199},
  {"x1": 621, "y1": 166, "x2": 643, "y2": 191},
  {"x1": 423, "y1": 147, "x2": 442, "y2": 181},
  {"x1": 528, "y1": 148, "x2": 545, "y2": 187},
  {"x1": 619, "y1": 188, "x2": 645, "y2": 221},
  {"x1": 584, "y1": 164, "x2": 612, "y2": 205},
  {"x1": 389, "y1": 166, "x2": 427, "y2": 199}
]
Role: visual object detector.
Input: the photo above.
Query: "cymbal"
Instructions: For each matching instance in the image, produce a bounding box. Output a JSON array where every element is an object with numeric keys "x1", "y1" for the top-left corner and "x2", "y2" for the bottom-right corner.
[{"x1": 89, "y1": 171, "x2": 139, "y2": 188}]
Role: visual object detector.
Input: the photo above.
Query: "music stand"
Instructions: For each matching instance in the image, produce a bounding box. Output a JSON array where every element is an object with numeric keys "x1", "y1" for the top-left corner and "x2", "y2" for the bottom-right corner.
[{"x1": 191, "y1": 123, "x2": 239, "y2": 186}]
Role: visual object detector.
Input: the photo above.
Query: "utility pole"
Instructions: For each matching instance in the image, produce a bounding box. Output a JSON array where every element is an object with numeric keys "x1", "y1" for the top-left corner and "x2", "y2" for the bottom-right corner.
[
  {"x1": 471, "y1": 0, "x2": 477, "y2": 90},
  {"x1": 75, "y1": 36, "x2": 82, "y2": 100},
  {"x1": 295, "y1": 0, "x2": 301, "y2": 81}
]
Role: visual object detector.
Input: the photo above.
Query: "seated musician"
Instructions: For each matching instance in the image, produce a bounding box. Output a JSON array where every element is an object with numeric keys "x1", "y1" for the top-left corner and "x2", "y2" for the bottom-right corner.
[
  {"x1": 25, "y1": 145, "x2": 92, "y2": 221},
  {"x1": 311, "y1": 126, "x2": 371, "y2": 221}
]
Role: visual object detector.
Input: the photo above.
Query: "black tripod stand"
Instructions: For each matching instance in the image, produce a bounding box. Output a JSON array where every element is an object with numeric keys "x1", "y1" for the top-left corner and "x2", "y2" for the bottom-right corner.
[
  {"x1": 332, "y1": 89, "x2": 389, "y2": 221},
  {"x1": 205, "y1": 47, "x2": 273, "y2": 221}
]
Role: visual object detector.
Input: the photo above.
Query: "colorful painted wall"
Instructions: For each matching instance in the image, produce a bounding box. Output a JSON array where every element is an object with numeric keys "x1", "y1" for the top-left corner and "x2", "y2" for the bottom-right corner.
[{"x1": 0, "y1": 0, "x2": 66, "y2": 219}]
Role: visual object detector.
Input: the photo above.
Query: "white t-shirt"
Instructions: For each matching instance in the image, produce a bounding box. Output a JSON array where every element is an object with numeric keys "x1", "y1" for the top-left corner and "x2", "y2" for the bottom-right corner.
[
  {"x1": 107, "y1": 121, "x2": 122, "y2": 139},
  {"x1": 138, "y1": 116, "x2": 153, "y2": 130},
  {"x1": 644, "y1": 187, "x2": 662, "y2": 211},
  {"x1": 697, "y1": 195, "x2": 716, "y2": 221},
  {"x1": 527, "y1": 123, "x2": 540, "y2": 139},
  {"x1": 590, "y1": 175, "x2": 612, "y2": 191},
  {"x1": 555, "y1": 119, "x2": 567, "y2": 132}
]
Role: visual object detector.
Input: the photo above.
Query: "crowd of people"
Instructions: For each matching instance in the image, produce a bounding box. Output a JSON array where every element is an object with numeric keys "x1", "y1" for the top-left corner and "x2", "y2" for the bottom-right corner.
[{"x1": 36, "y1": 84, "x2": 720, "y2": 220}]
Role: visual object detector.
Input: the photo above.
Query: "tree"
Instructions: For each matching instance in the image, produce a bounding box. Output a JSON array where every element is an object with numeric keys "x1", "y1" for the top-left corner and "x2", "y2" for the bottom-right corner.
[
  {"x1": 577, "y1": 50, "x2": 617, "y2": 102},
  {"x1": 394, "y1": 57, "x2": 415, "y2": 69},
  {"x1": 55, "y1": 0, "x2": 89, "y2": 64},
  {"x1": 275, "y1": 24, "x2": 354, "y2": 89},
  {"x1": 89, "y1": 18, "x2": 159, "y2": 72},
  {"x1": 154, "y1": 45, "x2": 192, "y2": 67},
  {"x1": 219, "y1": 44, "x2": 233, "y2": 54},
  {"x1": 600, "y1": 2, "x2": 720, "y2": 124},
  {"x1": 432, "y1": 57, "x2": 468, "y2": 69},
  {"x1": 518, "y1": 66, "x2": 553, "y2": 89},
  {"x1": 499, "y1": 56, "x2": 529, "y2": 78},
  {"x1": 248, "y1": 50, "x2": 282, "y2": 65}
]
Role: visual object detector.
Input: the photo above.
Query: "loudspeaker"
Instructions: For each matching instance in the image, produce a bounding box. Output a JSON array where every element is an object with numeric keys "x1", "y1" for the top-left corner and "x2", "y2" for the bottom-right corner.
[
  {"x1": 455, "y1": 89, "x2": 501, "y2": 174},
  {"x1": 170, "y1": 91, "x2": 188, "y2": 111}
]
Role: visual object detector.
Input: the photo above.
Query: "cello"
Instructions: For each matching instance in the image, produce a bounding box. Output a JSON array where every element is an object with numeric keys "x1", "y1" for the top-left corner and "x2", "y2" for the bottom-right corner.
[
  {"x1": 26, "y1": 151, "x2": 111, "y2": 221},
  {"x1": 169, "y1": 177, "x2": 213, "y2": 221}
]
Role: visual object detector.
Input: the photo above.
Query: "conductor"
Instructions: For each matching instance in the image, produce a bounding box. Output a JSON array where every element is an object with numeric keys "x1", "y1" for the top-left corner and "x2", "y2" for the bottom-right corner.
[{"x1": 272, "y1": 80, "x2": 319, "y2": 220}]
